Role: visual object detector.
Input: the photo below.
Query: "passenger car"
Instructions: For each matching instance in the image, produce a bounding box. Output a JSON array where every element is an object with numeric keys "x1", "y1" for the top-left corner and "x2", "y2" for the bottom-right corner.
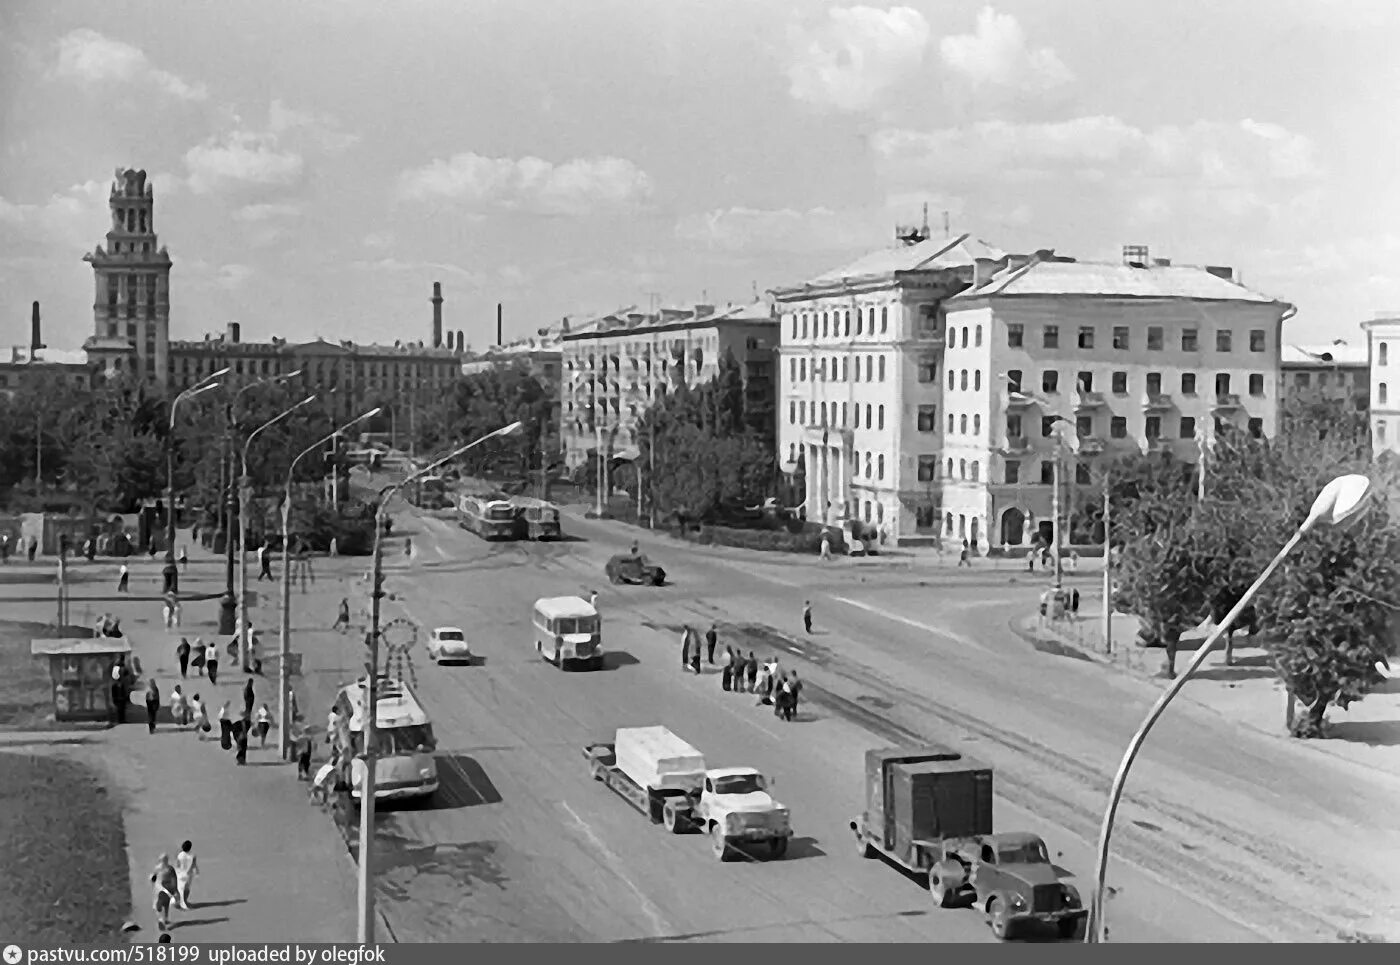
[
  {"x1": 605, "y1": 552, "x2": 666, "y2": 586},
  {"x1": 426, "y1": 627, "x2": 473, "y2": 664}
]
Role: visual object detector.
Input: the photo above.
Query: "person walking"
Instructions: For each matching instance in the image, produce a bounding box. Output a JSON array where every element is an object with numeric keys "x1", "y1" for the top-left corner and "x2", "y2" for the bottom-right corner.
[
  {"x1": 161, "y1": 594, "x2": 175, "y2": 630},
  {"x1": 689, "y1": 631, "x2": 701, "y2": 675},
  {"x1": 679, "y1": 625, "x2": 691, "y2": 670},
  {"x1": 720, "y1": 646, "x2": 734, "y2": 691},
  {"x1": 110, "y1": 659, "x2": 128, "y2": 725},
  {"x1": 802, "y1": 600, "x2": 813, "y2": 634},
  {"x1": 117, "y1": 562, "x2": 129, "y2": 593},
  {"x1": 204, "y1": 639, "x2": 219, "y2": 686},
  {"x1": 27, "y1": 536, "x2": 37, "y2": 562},
  {"x1": 173, "y1": 841, "x2": 199, "y2": 910},
  {"x1": 958, "y1": 540, "x2": 971, "y2": 568},
  {"x1": 785, "y1": 670, "x2": 804, "y2": 722},
  {"x1": 218, "y1": 701, "x2": 233, "y2": 750},
  {"x1": 773, "y1": 673, "x2": 790, "y2": 718},
  {"x1": 85, "y1": 538, "x2": 96, "y2": 563},
  {"x1": 175, "y1": 638, "x2": 191, "y2": 678},
  {"x1": 257, "y1": 543, "x2": 272, "y2": 581},
  {"x1": 242, "y1": 677, "x2": 255, "y2": 719},
  {"x1": 234, "y1": 711, "x2": 251, "y2": 765},
  {"x1": 255, "y1": 703, "x2": 272, "y2": 748},
  {"x1": 1070, "y1": 587, "x2": 1081, "y2": 618},
  {"x1": 247, "y1": 628, "x2": 262, "y2": 676},
  {"x1": 150, "y1": 854, "x2": 178, "y2": 932},
  {"x1": 819, "y1": 531, "x2": 832, "y2": 561},
  {"x1": 178, "y1": 546, "x2": 188, "y2": 572},
  {"x1": 333, "y1": 598, "x2": 350, "y2": 631},
  {"x1": 732, "y1": 649, "x2": 747, "y2": 693},
  {"x1": 588, "y1": 589, "x2": 599, "y2": 610},
  {"x1": 705, "y1": 623, "x2": 718, "y2": 665},
  {"x1": 296, "y1": 737, "x2": 313, "y2": 781},
  {"x1": 190, "y1": 693, "x2": 210, "y2": 740},
  {"x1": 169, "y1": 685, "x2": 188, "y2": 728},
  {"x1": 143, "y1": 679, "x2": 161, "y2": 734}
]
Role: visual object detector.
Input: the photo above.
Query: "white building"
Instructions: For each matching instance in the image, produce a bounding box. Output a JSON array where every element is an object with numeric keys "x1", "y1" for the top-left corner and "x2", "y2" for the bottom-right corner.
[
  {"x1": 1363, "y1": 314, "x2": 1400, "y2": 456},
  {"x1": 1280, "y1": 340, "x2": 1369, "y2": 412},
  {"x1": 943, "y1": 252, "x2": 1293, "y2": 551}
]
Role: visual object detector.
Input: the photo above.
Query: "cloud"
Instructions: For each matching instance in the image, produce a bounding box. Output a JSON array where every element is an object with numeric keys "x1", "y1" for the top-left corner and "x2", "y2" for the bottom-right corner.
[
  {"x1": 266, "y1": 98, "x2": 359, "y2": 155},
  {"x1": 0, "y1": 179, "x2": 109, "y2": 250},
  {"x1": 232, "y1": 202, "x2": 302, "y2": 246},
  {"x1": 393, "y1": 152, "x2": 653, "y2": 215},
  {"x1": 675, "y1": 205, "x2": 890, "y2": 253},
  {"x1": 184, "y1": 131, "x2": 304, "y2": 195},
  {"x1": 52, "y1": 28, "x2": 207, "y2": 102},
  {"x1": 939, "y1": 7, "x2": 1071, "y2": 93},
  {"x1": 233, "y1": 202, "x2": 301, "y2": 223},
  {"x1": 785, "y1": 6, "x2": 930, "y2": 112},
  {"x1": 361, "y1": 232, "x2": 394, "y2": 251},
  {"x1": 183, "y1": 260, "x2": 253, "y2": 290}
]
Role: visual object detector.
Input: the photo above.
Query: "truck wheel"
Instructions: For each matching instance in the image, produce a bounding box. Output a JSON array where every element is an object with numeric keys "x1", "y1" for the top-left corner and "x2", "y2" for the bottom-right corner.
[
  {"x1": 987, "y1": 898, "x2": 1011, "y2": 941},
  {"x1": 589, "y1": 758, "x2": 605, "y2": 782},
  {"x1": 710, "y1": 825, "x2": 733, "y2": 862},
  {"x1": 768, "y1": 836, "x2": 788, "y2": 859},
  {"x1": 855, "y1": 834, "x2": 876, "y2": 859},
  {"x1": 929, "y1": 873, "x2": 956, "y2": 909},
  {"x1": 662, "y1": 804, "x2": 687, "y2": 834},
  {"x1": 1057, "y1": 917, "x2": 1084, "y2": 941}
]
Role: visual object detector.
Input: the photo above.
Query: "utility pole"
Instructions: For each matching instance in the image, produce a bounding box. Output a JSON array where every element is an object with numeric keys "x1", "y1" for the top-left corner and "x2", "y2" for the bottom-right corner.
[
  {"x1": 1101, "y1": 468, "x2": 1113, "y2": 654},
  {"x1": 1052, "y1": 446, "x2": 1064, "y2": 592},
  {"x1": 359, "y1": 512, "x2": 387, "y2": 944}
]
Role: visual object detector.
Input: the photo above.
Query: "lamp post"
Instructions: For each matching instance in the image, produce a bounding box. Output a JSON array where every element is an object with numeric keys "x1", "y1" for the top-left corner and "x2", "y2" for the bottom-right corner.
[
  {"x1": 1047, "y1": 416, "x2": 1079, "y2": 595},
  {"x1": 164, "y1": 369, "x2": 229, "y2": 594},
  {"x1": 240, "y1": 394, "x2": 315, "y2": 683},
  {"x1": 278, "y1": 408, "x2": 381, "y2": 760},
  {"x1": 1086, "y1": 473, "x2": 1373, "y2": 943},
  {"x1": 358, "y1": 419, "x2": 522, "y2": 944}
]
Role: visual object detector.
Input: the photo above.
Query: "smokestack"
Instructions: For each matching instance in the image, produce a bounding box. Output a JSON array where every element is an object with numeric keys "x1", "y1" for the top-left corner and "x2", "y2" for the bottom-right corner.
[
  {"x1": 431, "y1": 282, "x2": 444, "y2": 348},
  {"x1": 30, "y1": 301, "x2": 44, "y2": 353},
  {"x1": 456, "y1": 330, "x2": 464, "y2": 354},
  {"x1": 228, "y1": 321, "x2": 241, "y2": 344},
  {"x1": 496, "y1": 303, "x2": 503, "y2": 348}
]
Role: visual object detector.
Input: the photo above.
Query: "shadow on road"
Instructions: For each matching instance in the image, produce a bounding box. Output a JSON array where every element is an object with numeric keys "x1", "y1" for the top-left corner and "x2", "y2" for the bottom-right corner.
[
  {"x1": 429, "y1": 753, "x2": 504, "y2": 808},
  {"x1": 783, "y1": 835, "x2": 827, "y2": 860},
  {"x1": 1326, "y1": 719, "x2": 1400, "y2": 747},
  {"x1": 598, "y1": 651, "x2": 639, "y2": 671}
]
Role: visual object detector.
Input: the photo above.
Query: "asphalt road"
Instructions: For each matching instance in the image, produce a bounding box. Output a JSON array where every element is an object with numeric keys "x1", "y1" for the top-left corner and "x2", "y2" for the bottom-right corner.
[{"x1": 297, "y1": 493, "x2": 1329, "y2": 943}]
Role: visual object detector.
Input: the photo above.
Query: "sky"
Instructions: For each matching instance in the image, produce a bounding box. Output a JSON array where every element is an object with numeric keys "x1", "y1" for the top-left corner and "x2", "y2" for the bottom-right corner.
[{"x1": 1, "y1": 0, "x2": 1397, "y2": 354}]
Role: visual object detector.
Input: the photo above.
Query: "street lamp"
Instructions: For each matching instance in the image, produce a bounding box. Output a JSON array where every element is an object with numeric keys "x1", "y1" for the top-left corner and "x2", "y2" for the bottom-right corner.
[
  {"x1": 239, "y1": 394, "x2": 316, "y2": 675},
  {"x1": 1086, "y1": 473, "x2": 1373, "y2": 943},
  {"x1": 357, "y1": 419, "x2": 522, "y2": 944},
  {"x1": 1047, "y1": 415, "x2": 1079, "y2": 595},
  {"x1": 278, "y1": 407, "x2": 381, "y2": 761},
  {"x1": 221, "y1": 371, "x2": 303, "y2": 640},
  {"x1": 164, "y1": 368, "x2": 229, "y2": 594}
]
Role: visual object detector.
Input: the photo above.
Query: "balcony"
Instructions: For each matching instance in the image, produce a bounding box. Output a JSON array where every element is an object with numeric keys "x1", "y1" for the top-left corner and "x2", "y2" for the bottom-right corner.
[
  {"x1": 1212, "y1": 393, "x2": 1243, "y2": 411},
  {"x1": 999, "y1": 435, "x2": 1032, "y2": 454},
  {"x1": 1077, "y1": 435, "x2": 1105, "y2": 455},
  {"x1": 1141, "y1": 392, "x2": 1173, "y2": 412},
  {"x1": 1001, "y1": 389, "x2": 1037, "y2": 411},
  {"x1": 1073, "y1": 390, "x2": 1105, "y2": 410},
  {"x1": 1144, "y1": 438, "x2": 1172, "y2": 454}
]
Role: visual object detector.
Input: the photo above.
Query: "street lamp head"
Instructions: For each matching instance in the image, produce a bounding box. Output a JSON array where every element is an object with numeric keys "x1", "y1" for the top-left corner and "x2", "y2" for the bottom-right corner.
[
  {"x1": 285, "y1": 369, "x2": 302, "y2": 380},
  {"x1": 1303, "y1": 474, "x2": 1372, "y2": 532},
  {"x1": 363, "y1": 407, "x2": 383, "y2": 420},
  {"x1": 208, "y1": 366, "x2": 231, "y2": 380},
  {"x1": 494, "y1": 420, "x2": 524, "y2": 439}
]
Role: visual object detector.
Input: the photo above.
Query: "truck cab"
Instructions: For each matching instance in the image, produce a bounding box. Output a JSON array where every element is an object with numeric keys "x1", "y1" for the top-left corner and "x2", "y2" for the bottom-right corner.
[
  {"x1": 948, "y1": 832, "x2": 1085, "y2": 940},
  {"x1": 689, "y1": 767, "x2": 792, "y2": 860}
]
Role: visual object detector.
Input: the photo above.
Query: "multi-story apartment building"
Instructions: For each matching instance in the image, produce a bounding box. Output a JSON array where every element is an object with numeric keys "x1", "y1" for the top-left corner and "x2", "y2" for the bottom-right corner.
[
  {"x1": 942, "y1": 250, "x2": 1292, "y2": 551},
  {"x1": 771, "y1": 233, "x2": 1038, "y2": 545},
  {"x1": 560, "y1": 302, "x2": 778, "y2": 469},
  {"x1": 1279, "y1": 340, "x2": 1369, "y2": 412},
  {"x1": 1363, "y1": 313, "x2": 1400, "y2": 457}
]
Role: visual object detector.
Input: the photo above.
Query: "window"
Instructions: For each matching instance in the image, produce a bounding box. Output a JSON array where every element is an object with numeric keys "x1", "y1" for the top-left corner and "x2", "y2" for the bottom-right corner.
[
  {"x1": 959, "y1": 414, "x2": 968, "y2": 434},
  {"x1": 1113, "y1": 326, "x2": 1130, "y2": 350},
  {"x1": 1294, "y1": 372, "x2": 1311, "y2": 388},
  {"x1": 1180, "y1": 416, "x2": 1196, "y2": 439},
  {"x1": 917, "y1": 360, "x2": 936, "y2": 382},
  {"x1": 1250, "y1": 329, "x2": 1266, "y2": 352},
  {"x1": 947, "y1": 325, "x2": 955, "y2": 346},
  {"x1": 1318, "y1": 372, "x2": 1330, "y2": 387},
  {"x1": 1381, "y1": 343, "x2": 1389, "y2": 366},
  {"x1": 1077, "y1": 371, "x2": 1093, "y2": 392},
  {"x1": 842, "y1": 402, "x2": 849, "y2": 425},
  {"x1": 1006, "y1": 414, "x2": 1023, "y2": 437},
  {"x1": 1076, "y1": 464, "x2": 1092, "y2": 485},
  {"x1": 1379, "y1": 383, "x2": 1389, "y2": 405},
  {"x1": 945, "y1": 512, "x2": 954, "y2": 535},
  {"x1": 1379, "y1": 420, "x2": 1388, "y2": 444},
  {"x1": 865, "y1": 403, "x2": 872, "y2": 426},
  {"x1": 918, "y1": 456, "x2": 938, "y2": 482},
  {"x1": 947, "y1": 458, "x2": 954, "y2": 479},
  {"x1": 854, "y1": 405, "x2": 862, "y2": 428},
  {"x1": 971, "y1": 462, "x2": 980, "y2": 482},
  {"x1": 1248, "y1": 418, "x2": 1263, "y2": 439},
  {"x1": 960, "y1": 369, "x2": 969, "y2": 390},
  {"x1": 789, "y1": 401, "x2": 796, "y2": 424},
  {"x1": 1145, "y1": 416, "x2": 1162, "y2": 439},
  {"x1": 799, "y1": 358, "x2": 807, "y2": 381},
  {"x1": 1249, "y1": 373, "x2": 1264, "y2": 396},
  {"x1": 918, "y1": 405, "x2": 937, "y2": 431},
  {"x1": 961, "y1": 326, "x2": 970, "y2": 348},
  {"x1": 1043, "y1": 325, "x2": 1059, "y2": 349},
  {"x1": 880, "y1": 307, "x2": 888, "y2": 333},
  {"x1": 973, "y1": 370, "x2": 982, "y2": 391},
  {"x1": 844, "y1": 311, "x2": 852, "y2": 336},
  {"x1": 1004, "y1": 461, "x2": 1020, "y2": 484},
  {"x1": 1007, "y1": 323, "x2": 1024, "y2": 348},
  {"x1": 878, "y1": 405, "x2": 885, "y2": 430},
  {"x1": 1076, "y1": 415, "x2": 1092, "y2": 437},
  {"x1": 975, "y1": 325, "x2": 983, "y2": 347},
  {"x1": 877, "y1": 454, "x2": 885, "y2": 479},
  {"x1": 878, "y1": 356, "x2": 886, "y2": 381},
  {"x1": 1146, "y1": 372, "x2": 1162, "y2": 395},
  {"x1": 1040, "y1": 462, "x2": 1055, "y2": 485},
  {"x1": 973, "y1": 414, "x2": 981, "y2": 434},
  {"x1": 958, "y1": 459, "x2": 966, "y2": 479},
  {"x1": 821, "y1": 313, "x2": 828, "y2": 338},
  {"x1": 1040, "y1": 416, "x2": 1057, "y2": 437},
  {"x1": 865, "y1": 356, "x2": 873, "y2": 380},
  {"x1": 1078, "y1": 326, "x2": 1095, "y2": 349},
  {"x1": 1111, "y1": 371, "x2": 1128, "y2": 394},
  {"x1": 856, "y1": 308, "x2": 864, "y2": 335},
  {"x1": 854, "y1": 358, "x2": 862, "y2": 382},
  {"x1": 1147, "y1": 327, "x2": 1164, "y2": 350},
  {"x1": 1006, "y1": 369, "x2": 1023, "y2": 392},
  {"x1": 1215, "y1": 373, "x2": 1231, "y2": 396},
  {"x1": 789, "y1": 358, "x2": 797, "y2": 382},
  {"x1": 799, "y1": 401, "x2": 807, "y2": 423},
  {"x1": 947, "y1": 369, "x2": 955, "y2": 390},
  {"x1": 791, "y1": 315, "x2": 798, "y2": 339},
  {"x1": 801, "y1": 314, "x2": 809, "y2": 339},
  {"x1": 1182, "y1": 328, "x2": 1198, "y2": 352},
  {"x1": 1110, "y1": 416, "x2": 1127, "y2": 438},
  {"x1": 1042, "y1": 370, "x2": 1059, "y2": 393},
  {"x1": 865, "y1": 453, "x2": 872, "y2": 477},
  {"x1": 1216, "y1": 329, "x2": 1233, "y2": 352},
  {"x1": 1181, "y1": 373, "x2": 1197, "y2": 395},
  {"x1": 947, "y1": 413, "x2": 954, "y2": 433}
]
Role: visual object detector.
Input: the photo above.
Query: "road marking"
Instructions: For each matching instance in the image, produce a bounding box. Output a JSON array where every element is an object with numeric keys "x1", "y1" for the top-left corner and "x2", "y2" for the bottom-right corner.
[
  {"x1": 827, "y1": 595, "x2": 995, "y2": 655},
  {"x1": 558, "y1": 801, "x2": 672, "y2": 936}
]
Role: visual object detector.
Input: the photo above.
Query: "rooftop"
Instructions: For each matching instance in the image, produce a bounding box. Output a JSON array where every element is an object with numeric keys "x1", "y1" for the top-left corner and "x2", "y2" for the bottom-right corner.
[
  {"x1": 1281, "y1": 341, "x2": 1368, "y2": 366},
  {"x1": 3, "y1": 346, "x2": 90, "y2": 366},
  {"x1": 562, "y1": 300, "x2": 775, "y2": 340},
  {"x1": 952, "y1": 258, "x2": 1284, "y2": 305},
  {"x1": 804, "y1": 233, "x2": 1008, "y2": 285}
]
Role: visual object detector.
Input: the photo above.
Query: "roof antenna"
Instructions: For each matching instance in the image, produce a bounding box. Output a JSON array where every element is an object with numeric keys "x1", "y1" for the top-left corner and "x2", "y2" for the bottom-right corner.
[
  {"x1": 922, "y1": 202, "x2": 930, "y2": 237},
  {"x1": 943, "y1": 210, "x2": 950, "y2": 237},
  {"x1": 752, "y1": 279, "x2": 758, "y2": 300}
]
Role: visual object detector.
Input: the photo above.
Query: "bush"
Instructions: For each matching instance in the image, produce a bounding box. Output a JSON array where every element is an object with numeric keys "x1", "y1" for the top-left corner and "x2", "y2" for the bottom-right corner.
[{"x1": 691, "y1": 523, "x2": 847, "y2": 555}]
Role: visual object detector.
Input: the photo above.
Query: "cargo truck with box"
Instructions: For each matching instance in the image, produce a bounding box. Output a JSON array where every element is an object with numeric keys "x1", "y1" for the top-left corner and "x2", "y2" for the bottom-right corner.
[
  {"x1": 584, "y1": 725, "x2": 794, "y2": 861},
  {"x1": 850, "y1": 746, "x2": 1087, "y2": 941}
]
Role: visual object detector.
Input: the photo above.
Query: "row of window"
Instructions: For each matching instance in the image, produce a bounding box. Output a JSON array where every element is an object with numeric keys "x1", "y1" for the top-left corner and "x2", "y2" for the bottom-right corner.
[
  {"x1": 1002, "y1": 323, "x2": 1268, "y2": 354},
  {"x1": 1003, "y1": 369, "x2": 1266, "y2": 398},
  {"x1": 1004, "y1": 413, "x2": 1264, "y2": 442},
  {"x1": 789, "y1": 400, "x2": 888, "y2": 431},
  {"x1": 789, "y1": 306, "x2": 892, "y2": 341},
  {"x1": 790, "y1": 354, "x2": 909, "y2": 384}
]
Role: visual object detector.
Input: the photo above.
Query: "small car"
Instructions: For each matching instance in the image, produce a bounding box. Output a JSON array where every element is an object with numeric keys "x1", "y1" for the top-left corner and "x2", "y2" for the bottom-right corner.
[
  {"x1": 426, "y1": 627, "x2": 473, "y2": 664},
  {"x1": 605, "y1": 552, "x2": 666, "y2": 586}
]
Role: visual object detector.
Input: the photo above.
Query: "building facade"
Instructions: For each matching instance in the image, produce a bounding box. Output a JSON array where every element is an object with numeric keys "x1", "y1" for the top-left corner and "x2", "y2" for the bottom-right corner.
[
  {"x1": 1280, "y1": 340, "x2": 1370, "y2": 412},
  {"x1": 941, "y1": 252, "x2": 1292, "y2": 551},
  {"x1": 1364, "y1": 314, "x2": 1400, "y2": 457},
  {"x1": 559, "y1": 302, "x2": 778, "y2": 469}
]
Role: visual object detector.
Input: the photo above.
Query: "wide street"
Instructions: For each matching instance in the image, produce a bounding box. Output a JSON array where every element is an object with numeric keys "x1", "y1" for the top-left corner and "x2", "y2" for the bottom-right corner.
[{"x1": 285, "y1": 485, "x2": 1400, "y2": 943}]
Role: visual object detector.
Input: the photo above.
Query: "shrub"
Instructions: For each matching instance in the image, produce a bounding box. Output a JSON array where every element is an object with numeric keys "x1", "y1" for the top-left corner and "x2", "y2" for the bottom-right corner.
[{"x1": 693, "y1": 523, "x2": 847, "y2": 555}]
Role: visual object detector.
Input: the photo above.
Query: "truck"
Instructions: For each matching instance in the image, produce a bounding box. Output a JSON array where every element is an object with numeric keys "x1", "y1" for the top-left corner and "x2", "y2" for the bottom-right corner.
[
  {"x1": 584, "y1": 725, "x2": 793, "y2": 861},
  {"x1": 850, "y1": 746, "x2": 1087, "y2": 941}
]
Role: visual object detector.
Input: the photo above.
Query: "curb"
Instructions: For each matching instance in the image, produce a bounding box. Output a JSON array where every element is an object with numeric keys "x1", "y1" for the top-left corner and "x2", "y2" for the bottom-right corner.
[{"x1": 0, "y1": 592, "x2": 224, "y2": 604}]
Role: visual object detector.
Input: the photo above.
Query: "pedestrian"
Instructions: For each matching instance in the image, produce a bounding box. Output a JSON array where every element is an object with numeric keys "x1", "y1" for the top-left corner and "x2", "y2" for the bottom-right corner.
[
  {"x1": 731, "y1": 649, "x2": 747, "y2": 692},
  {"x1": 175, "y1": 637, "x2": 191, "y2": 678},
  {"x1": 959, "y1": 540, "x2": 971, "y2": 567},
  {"x1": 689, "y1": 633, "x2": 701, "y2": 675},
  {"x1": 300, "y1": 546, "x2": 315, "y2": 585},
  {"x1": 721, "y1": 646, "x2": 734, "y2": 691},
  {"x1": 169, "y1": 685, "x2": 188, "y2": 728},
  {"x1": 588, "y1": 589, "x2": 598, "y2": 610},
  {"x1": 171, "y1": 595, "x2": 182, "y2": 628},
  {"x1": 242, "y1": 677, "x2": 255, "y2": 718},
  {"x1": 178, "y1": 546, "x2": 188, "y2": 571},
  {"x1": 334, "y1": 598, "x2": 350, "y2": 631},
  {"x1": 85, "y1": 538, "x2": 96, "y2": 562},
  {"x1": 28, "y1": 537, "x2": 37, "y2": 562},
  {"x1": 218, "y1": 701, "x2": 233, "y2": 750},
  {"x1": 150, "y1": 854, "x2": 178, "y2": 932},
  {"x1": 248, "y1": 630, "x2": 262, "y2": 676},
  {"x1": 234, "y1": 711, "x2": 250, "y2": 765},
  {"x1": 329, "y1": 537, "x2": 338, "y2": 558},
  {"x1": 205, "y1": 639, "x2": 219, "y2": 686},
  {"x1": 326, "y1": 706, "x2": 341, "y2": 746},
  {"x1": 774, "y1": 673, "x2": 789, "y2": 718},
  {"x1": 1070, "y1": 587, "x2": 1081, "y2": 617},
  {"x1": 142, "y1": 679, "x2": 161, "y2": 734},
  {"x1": 745, "y1": 651, "x2": 758, "y2": 693},
  {"x1": 257, "y1": 544, "x2": 272, "y2": 581},
  {"x1": 0, "y1": 534, "x2": 8, "y2": 564},
  {"x1": 310, "y1": 753, "x2": 338, "y2": 805},
  {"x1": 680, "y1": 625, "x2": 691, "y2": 670},
  {"x1": 786, "y1": 670, "x2": 803, "y2": 721},
  {"x1": 173, "y1": 841, "x2": 198, "y2": 910},
  {"x1": 117, "y1": 563, "x2": 129, "y2": 593},
  {"x1": 110, "y1": 659, "x2": 128, "y2": 725},
  {"x1": 192, "y1": 523, "x2": 200, "y2": 545},
  {"x1": 705, "y1": 623, "x2": 718, "y2": 664},
  {"x1": 296, "y1": 737, "x2": 313, "y2": 781},
  {"x1": 255, "y1": 703, "x2": 272, "y2": 748},
  {"x1": 802, "y1": 600, "x2": 813, "y2": 634},
  {"x1": 819, "y1": 530, "x2": 832, "y2": 561},
  {"x1": 190, "y1": 693, "x2": 210, "y2": 740},
  {"x1": 191, "y1": 636, "x2": 205, "y2": 677},
  {"x1": 161, "y1": 595, "x2": 174, "y2": 630}
]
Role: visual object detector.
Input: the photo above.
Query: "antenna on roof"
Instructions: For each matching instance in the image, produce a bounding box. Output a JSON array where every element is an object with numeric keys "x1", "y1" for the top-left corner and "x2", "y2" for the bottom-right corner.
[
  {"x1": 895, "y1": 204, "x2": 930, "y2": 247},
  {"x1": 752, "y1": 280, "x2": 758, "y2": 300},
  {"x1": 943, "y1": 210, "x2": 950, "y2": 237}
]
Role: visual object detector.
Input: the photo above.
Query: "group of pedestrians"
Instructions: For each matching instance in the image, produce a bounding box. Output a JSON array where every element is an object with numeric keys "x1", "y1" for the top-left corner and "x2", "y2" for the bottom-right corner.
[
  {"x1": 677, "y1": 624, "x2": 805, "y2": 723},
  {"x1": 148, "y1": 841, "x2": 200, "y2": 934}
]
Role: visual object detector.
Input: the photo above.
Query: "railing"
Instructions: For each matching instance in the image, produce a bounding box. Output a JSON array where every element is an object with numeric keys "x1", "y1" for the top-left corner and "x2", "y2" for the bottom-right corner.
[
  {"x1": 1213, "y1": 393, "x2": 1242, "y2": 409},
  {"x1": 1074, "y1": 390, "x2": 1105, "y2": 409},
  {"x1": 1142, "y1": 392, "x2": 1172, "y2": 410}
]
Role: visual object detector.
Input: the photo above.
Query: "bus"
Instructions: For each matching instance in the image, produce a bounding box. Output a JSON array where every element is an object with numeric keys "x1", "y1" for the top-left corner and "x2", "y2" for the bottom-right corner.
[
  {"x1": 410, "y1": 475, "x2": 450, "y2": 510},
  {"x1": 532, "y1": 596, "x2": 603, "y2": 670},
  {"x1": 458, "y1": 494, "x2": 518, "y2": 540},
  {"x1": 330, "y1": 676, "x2": 439, "y2": 802},
  {"x1": 510, "y1": 496, "x2": 562, "y2": 540}
]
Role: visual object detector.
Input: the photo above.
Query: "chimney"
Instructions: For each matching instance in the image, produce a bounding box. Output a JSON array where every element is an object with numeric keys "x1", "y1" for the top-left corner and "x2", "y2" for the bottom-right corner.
[
  {"x1": 228, "y1": 321, "x2": 241, "y2": 344},
  {"x1": 496, "y1": 303, "x2": 503, "y2": 348},
  {"x1": 30, "y1": 301, "x2": 44, "y2": 353},
  {"x1": 456, "y1": 330, "x2": 464, "y2": 353},
  {"x1": 431, "y1": 281, "x2": 443, "y2": 348}
]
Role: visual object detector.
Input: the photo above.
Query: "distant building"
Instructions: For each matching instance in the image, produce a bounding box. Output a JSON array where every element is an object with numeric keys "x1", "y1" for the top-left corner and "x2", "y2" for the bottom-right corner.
[
  {"x1": 0, "y1": 301, "x2": 94, "y2": 397},
  {"x1": 1279, "y1": 340, "x2": 1369, "y2": 412},
  {"x1": 1363, "y1": 314, "x2": 1400, "y2": 457},
  {"x1": 559, "y1": 302, "x2": 778, "y2": 470}
]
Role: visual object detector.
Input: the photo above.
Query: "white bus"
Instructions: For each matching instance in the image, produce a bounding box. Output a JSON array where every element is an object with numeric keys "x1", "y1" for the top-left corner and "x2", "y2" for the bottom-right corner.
[
  {"x1": 532, "y1": 596, "x2": 603, "y2": 671},
  {"x1": 330, "y1": 676, "x2": 439, "y2": 802}
]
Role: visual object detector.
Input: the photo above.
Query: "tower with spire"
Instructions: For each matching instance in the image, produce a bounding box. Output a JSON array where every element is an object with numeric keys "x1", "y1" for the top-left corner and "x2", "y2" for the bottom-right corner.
[{"x1": 82, "y1": 168, "x2": 173, "y2": 387}]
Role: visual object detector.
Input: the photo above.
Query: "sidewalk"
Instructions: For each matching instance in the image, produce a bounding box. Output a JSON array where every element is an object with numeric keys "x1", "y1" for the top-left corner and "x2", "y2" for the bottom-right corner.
[{"x1": 1014, "y1": 596, "x2": 1400, "y2": 779}]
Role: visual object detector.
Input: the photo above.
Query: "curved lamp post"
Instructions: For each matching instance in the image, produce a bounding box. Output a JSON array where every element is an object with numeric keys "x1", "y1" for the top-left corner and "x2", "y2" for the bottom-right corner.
[
  {"x1": 1086, "y1": 473, "x2": 1374, "y2": 943},
  {"x1": 238, "y1": 394, "x2": 315, "y2": 673},
  {"x1": 357, "y1": 419, "x2": 522, "y2": 944},
  {"x1": 163, "y1": 368, "x2": 229, "y2": 595},
  {"x1": 277, "y1": 407, "x2": 381, "y2": 761}
]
